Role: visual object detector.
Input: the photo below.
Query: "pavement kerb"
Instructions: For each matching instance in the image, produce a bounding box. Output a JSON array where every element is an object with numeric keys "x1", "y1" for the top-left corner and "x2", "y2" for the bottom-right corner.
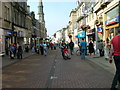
[{"x1": 86, "y1": 55, "x2": 116, "y2": 74}]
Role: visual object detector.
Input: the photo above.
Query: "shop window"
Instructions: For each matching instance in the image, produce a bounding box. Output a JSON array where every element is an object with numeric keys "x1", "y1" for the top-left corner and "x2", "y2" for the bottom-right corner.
[
  {"x1": 115, "y1": 27, "x2": 120, "y2": 35},
  {"x1": 107, "y1": 6, "x2": 119, "y2": 20},
  {"x1": 4, "y1": 6, "x2": 10, "y2": 21}
]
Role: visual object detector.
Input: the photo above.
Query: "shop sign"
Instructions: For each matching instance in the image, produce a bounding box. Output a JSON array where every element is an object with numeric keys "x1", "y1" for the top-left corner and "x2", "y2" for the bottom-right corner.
[
  {"x1": 12, "y1": 32, "x2": 17, "y2": 37},
  {"x1": 5, "y1": 30, "x2": 12, "y2": 36},
  {"x1": 105, "y1": 16, "x2": 119, "y2": 26},
  {"x1": 78, "y1": 32, "x2": 85, "y2": 38},
  {"x1": 97, "y1": 27, "x2": 103, "y2": 33}
]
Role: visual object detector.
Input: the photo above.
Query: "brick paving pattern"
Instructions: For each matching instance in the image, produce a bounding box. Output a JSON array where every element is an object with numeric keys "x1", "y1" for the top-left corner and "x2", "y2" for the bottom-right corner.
[
  {"x1": 2, "y1": 48, "x2": 114, "y2": 88},
  {"x1": 52, "y1": 52, "x2": 113, "y2": 88}
]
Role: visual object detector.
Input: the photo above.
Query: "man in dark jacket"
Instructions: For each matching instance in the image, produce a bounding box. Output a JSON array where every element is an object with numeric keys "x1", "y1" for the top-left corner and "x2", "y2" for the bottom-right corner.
[
  {"x1": 69, "y1": 40, "x2": 74, "y2": 55},
  {"x1": 17, "y1": 46, "x2": 23, "y2": 59}
]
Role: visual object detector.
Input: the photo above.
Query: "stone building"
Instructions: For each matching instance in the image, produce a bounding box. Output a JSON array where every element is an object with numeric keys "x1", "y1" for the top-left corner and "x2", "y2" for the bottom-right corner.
[
  {"x1": 0, "y1": 1, "x2": 33, "y2": 56},
  {"x1": 69, "y1": 9, "x2": 77, "y2": 43},
  {"x1": 53, "y1": 0, "x2": 120, "y2": 47},
  {"x1": 38, "y1": 0, "x2": 47, "y2": 41}
]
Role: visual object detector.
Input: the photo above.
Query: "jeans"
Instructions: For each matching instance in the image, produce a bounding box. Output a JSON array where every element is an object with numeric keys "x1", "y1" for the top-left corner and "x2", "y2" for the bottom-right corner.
[
  {"x1": 44, "y1": 49, "x2": 47, "y2": 56},
  {"x1": 99, "y1": 49, "x2": 104, "y2": 56},
  {"x1": 70, "y1": 49, "x2": 74, "y2": 55},
  {"x1": 81, "y1": 49, "x2": 86, "y2": 60},
  {"x1": 111, "y1": 55, "x2": 120, "y2": 88}
]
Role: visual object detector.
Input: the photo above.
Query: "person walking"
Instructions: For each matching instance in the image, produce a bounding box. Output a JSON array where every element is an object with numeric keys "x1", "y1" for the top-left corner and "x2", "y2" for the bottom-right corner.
[
  {"x1": 25, "y1": 45, "x2": 29, "y2": 53},
  {"x1": 17, "y1": 46, "x2": 23, "y2": 59},
  {"x1": 54, "y1": 43, "x2": 57, "y2": 50},
  {"x1": 69, "y1": 40, "x2": 74, "y2": 55},
  {"x1": 88, "y1": 40, "x2": 94, "y2": 56},
  {"x1": 9, "y1": 44, "x2": 15, "y2": 59},
  {"x1": 60, "y1": 41, "x2": 67, "y2": 59},
  {"x1": 40, "y1": 43, "x2": 44, "y2": 55},
  {"x1": 13, "y1": 43, "x2": 17, "y2": 57},
  {"x1": 79, "y1": 38, "x2": 87, "y2": 60},
  {"x1": 50, "y1": 43, "x2": 53, "y2": 50},
  {"x1": 47, "y1": 43, "x2": 50, "y2": 49},
  {"x1": 43, "y1": 42, "x2": 47, "y2": 56},
  {"x1": 104, "y1": 38, "x2": 110, "y2": 60},
  {"x1": 98, "y1": 40, "x2": 104, "y2": 57},
  {"x1": 32, "y1": 46, "x2": 35, "y2": 53},
  {"x1": 36, "y1": 45, "x2": 40, "y2": 54},
  {"x1": 109, "y1": 29, "x2": 120, "y2": 89}
]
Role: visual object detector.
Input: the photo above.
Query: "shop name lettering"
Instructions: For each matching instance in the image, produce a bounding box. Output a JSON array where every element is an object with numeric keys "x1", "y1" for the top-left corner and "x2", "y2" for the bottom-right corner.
[
  {"x1": 106, "y1": 16, "x2": 119, "y2": 25},
  {"x1": 106, "y1": 18, "x2": 117, "y2": 25}
]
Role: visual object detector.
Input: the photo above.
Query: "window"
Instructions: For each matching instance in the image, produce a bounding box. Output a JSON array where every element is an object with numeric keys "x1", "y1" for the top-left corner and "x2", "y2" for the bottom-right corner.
[
  {"x1": 4, "y1": 6, "x2": 7, "y2": 20},
  {"x1": 19, "y1": 12, "x2": 21, "y2": 26},
  {"x1": 16, "y1": 10, "x2": 18, "y2": 25},
  {"x1": 15, "y1": 10, "x2": 17, "y2": 24},
  {"x1": 4, "y1": 6, "x2": 10, "y2": 21},
  {"x1": 13, "y1": 10, "x2": 16, "y2": 23},
  {"x1": 107, "y1": 6, "x2": 119, "y2": 20},
  {"x1": 89, "y1": 14, "x2": 91, "y2": 21},
  {"x1": 23, "y1": 15, "x2": 25, "y2": 27}
]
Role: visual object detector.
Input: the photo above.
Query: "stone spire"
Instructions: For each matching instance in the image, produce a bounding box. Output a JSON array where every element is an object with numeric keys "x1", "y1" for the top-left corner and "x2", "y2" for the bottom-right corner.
[{"x1": 38, "y1": 0, "x2": 45, "y2": 23}]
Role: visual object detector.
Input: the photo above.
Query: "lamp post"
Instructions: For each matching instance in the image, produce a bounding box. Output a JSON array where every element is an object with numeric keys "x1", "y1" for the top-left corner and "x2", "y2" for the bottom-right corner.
[
  {"x1": 84, "y1": 14, "x2": 87, "y2": 42},
  {"x1": 81, "y1": 24, "x2": 90, "y2": 42}
]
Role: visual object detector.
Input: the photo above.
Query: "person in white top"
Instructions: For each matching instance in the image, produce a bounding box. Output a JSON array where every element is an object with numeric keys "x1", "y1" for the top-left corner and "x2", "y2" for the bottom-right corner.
[
  {"x1": 43, "y1": 42, "x2": 47, "y2": 56},
  {"x1": 104, "y1": 38, "x2": 110, "y2": 60}
]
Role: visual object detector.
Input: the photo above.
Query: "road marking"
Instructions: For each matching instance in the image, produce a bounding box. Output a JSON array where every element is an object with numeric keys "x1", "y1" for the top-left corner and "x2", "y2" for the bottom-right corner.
[{"x1": 50, "y1": 76, "x2": 58, "y2": 79}]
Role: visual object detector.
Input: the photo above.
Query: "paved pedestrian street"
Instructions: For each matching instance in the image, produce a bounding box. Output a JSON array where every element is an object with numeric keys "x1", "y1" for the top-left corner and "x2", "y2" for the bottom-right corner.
[{"x1": 2, "y1": 49, "x2": 114, "y2": 88}]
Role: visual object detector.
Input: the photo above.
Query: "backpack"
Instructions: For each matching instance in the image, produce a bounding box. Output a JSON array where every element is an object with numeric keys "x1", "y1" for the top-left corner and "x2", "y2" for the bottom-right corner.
[{"x1": 10, "y1": 46, "x2": 15, "y2": 51}]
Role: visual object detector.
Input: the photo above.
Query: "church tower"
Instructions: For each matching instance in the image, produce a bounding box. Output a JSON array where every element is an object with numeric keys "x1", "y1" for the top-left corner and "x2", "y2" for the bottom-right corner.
[{"x1": 38, "y1": 0, "x2": 45, "y2": 23}]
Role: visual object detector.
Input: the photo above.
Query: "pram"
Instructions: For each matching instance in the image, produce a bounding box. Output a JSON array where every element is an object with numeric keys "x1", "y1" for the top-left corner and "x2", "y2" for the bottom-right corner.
[
  {"x1": 63, "y1": 48, "x2": 71, "y2": 60},
  {"x1": 10, "y1": 51, "x2": 14, "y2": 59}
]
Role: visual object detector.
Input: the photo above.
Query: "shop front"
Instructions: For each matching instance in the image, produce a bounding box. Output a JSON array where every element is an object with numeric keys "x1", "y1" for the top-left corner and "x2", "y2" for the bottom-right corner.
[
  {"x1": 105, "y1": 6, "x2": 120, "y2": 40},
  {"x1": 4, "y1": 30, "x2": 14, "y2": 55},
  {"x1": 105, "y1": 16, "x2": 119, "y2": 40},
  {"x1": 0, "y1": 29, "x2": 5, "y2": 56}
]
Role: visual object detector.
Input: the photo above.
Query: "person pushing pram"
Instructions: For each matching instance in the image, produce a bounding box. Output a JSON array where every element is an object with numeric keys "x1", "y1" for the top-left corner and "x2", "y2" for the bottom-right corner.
[
  {"x1": 63, "y1": 46, "x2": 71, "y2": 60},
  {"x1": 60, "y1": 41, "x2": 71, "y2": 60}
]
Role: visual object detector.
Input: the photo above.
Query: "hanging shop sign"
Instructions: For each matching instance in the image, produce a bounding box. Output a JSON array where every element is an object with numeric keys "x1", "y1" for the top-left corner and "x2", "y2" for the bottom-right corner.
[
  {"x1": 78, "y1": 32, "x2": 85, "y2": 38},
  {"x1": 105, "y1": 16, "x2": 119, "y2": 26},
  {"x1": 97, "y1": 27, "x2": 103, "y2": 33}
]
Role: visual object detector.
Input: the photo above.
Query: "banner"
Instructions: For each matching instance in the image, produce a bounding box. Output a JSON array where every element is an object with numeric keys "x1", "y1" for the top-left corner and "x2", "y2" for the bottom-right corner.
[{"x1": 97, "y1": 27, "x2": 103, "y2": 33}]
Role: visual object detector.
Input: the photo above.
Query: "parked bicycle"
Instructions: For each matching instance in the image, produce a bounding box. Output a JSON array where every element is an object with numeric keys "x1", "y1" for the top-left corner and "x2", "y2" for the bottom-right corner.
[{"x1": 76, "y1": 47, "x2": 81, "y2": 56}]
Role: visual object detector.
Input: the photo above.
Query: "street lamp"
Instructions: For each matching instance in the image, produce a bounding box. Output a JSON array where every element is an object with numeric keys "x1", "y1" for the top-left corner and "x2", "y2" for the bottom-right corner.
[{"x1": 81, "y1": 24, "x2": 90, "y2": 42}]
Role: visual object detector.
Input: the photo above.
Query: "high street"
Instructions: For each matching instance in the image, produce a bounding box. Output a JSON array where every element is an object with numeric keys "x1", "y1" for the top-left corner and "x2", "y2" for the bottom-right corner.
[{"x1": 2, "y1": 48, "x2": 114, "y2": 88}]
